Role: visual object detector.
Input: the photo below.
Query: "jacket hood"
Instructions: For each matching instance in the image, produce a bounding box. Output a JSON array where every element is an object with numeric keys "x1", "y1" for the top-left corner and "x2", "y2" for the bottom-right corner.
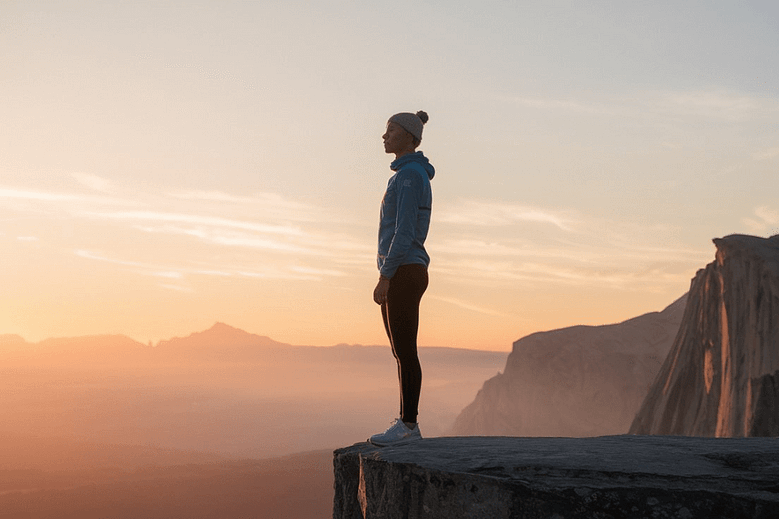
[{"x1": 390, "y1": 151, "x2": 435, "y2": 180}]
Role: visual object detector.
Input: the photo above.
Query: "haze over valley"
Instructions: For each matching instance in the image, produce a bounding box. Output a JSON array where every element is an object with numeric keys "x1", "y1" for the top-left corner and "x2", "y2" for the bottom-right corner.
[
  {"x1": 0, "y1": 323, "x2": 505, "y2": 517},
  {"x1": 1, "y1": 324, "x2": 506, "y2": 458}
]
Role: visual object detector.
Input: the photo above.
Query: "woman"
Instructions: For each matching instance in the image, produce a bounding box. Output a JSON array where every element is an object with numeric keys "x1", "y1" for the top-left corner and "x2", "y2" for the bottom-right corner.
[{"x1": 369, "y1": 110, "x2": 435, "y2": 446}]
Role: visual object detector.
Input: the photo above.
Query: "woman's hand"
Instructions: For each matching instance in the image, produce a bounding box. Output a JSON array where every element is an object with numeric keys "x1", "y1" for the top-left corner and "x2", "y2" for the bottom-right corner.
[{"x1": 373, "y1": 276, "x2": 390, "y2": 305}]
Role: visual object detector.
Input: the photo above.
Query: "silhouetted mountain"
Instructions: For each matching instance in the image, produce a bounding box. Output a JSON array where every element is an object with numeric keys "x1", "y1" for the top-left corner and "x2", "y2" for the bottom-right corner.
[
  {"x1": 38, "y1": 334, "x2": 149, "y2": 356},
  {"x1": 1, "y1": 334, "x2": 149, "y2": 367},
  {"x1": 452, "y1": 295, "x2": 687, "y2": 437},
  {"x1": 154, "y1": 322, "x2": 288, "y2": 361},
  {"x1": 1, "y1": 323, "x2": 286, "y2": 365},
  {"x1": 631, "y1": 234, "x2": 779, "y2": 436},
  {"x1": 0, "y1": 334, "x2": 27, "y2": 357},
  {"x1": 0, "y1": 333, "x2": 26, "y2": 346}
]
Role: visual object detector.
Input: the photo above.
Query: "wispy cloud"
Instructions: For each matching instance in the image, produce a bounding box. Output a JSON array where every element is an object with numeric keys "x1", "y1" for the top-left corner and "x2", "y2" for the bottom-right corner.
[
  {"x1": 503, "y1": 89, "x2": 779, "y2": 122},
  {"x1": 161, "y1": 227, "x2": 314, "y2": 253},
  {"x1": 434, "y1": 255, "x2": 692, "y2": 292},
  {"x1": 437, "y1": 199, "x2": 575, "y2": 231},
  {"x1": 429, "y1": 296, "x2": 509, "y2": 317},
  {"x1": 124, "y1": 218, "x2": 359, "y2": 256},
  {"x1": 75, "y1": 249, "x2": 157, "y2": 269},
  {"x1": 86, "y1": 211, "x2": 304, "y2": 236},
  {"x1": 505, "y1": 97, "x2": 613, "y2": 115},
  {"x1": 433, "y1": 237, "x2": 704, "y2": 266},
  {"x1": 4, "y1": 180, "x2": 365, "y2": 283},
  {"x1": 231, "y1": 264, "x2": 348, "y2": 280},
  {"x1": 431, "y1": 198, "x2": 711, "y2": 294},
  {"x1": 94, "y1": 211, "x2": 322, "y2": 255},
  {"x1": 159, "y1": 284, "x2": 194, "y2": 293},
  {"x1": 0, "y1": 187, "x2": 124, "y2": 205},
  {"x1": 651, "y1": 90, "x2": 774, "y2": 121},
  {"x1": 756, "y1": 207, "x2": 779, "y2": 224},
  {"x1": 433, "y1": 239, "x2": 545, "y2": 258},
  {"x1": 289, "y1": 265, "x2": 347, "y2": 277},
  {"x1": 753, "y1": 147, "x2": 779, "y2": 161},
  {"x1": 75, "y1": 250, "x2": 192, "y2": 289},
  {"x1": 170, "y1": 190, "x2": 327, "y2": 222},
  {"x1": 152, "y1": 271, "x2": 184, "y2": 279},
  {"x1": 172, "y1": 190, "x2": 261, "y2": 203},
  {"x1": 71, "y1": 173, "x2": 113, "y2": 193},
  {"x1": 74, "y1": 249, "x2": 347, "y2": 282},
  {"x1": 742, "y1": 206, "x2": 779, "y2": 234}
]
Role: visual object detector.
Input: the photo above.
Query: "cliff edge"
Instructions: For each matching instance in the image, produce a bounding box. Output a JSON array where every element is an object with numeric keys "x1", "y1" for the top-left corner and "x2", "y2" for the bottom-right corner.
[
  {"x1": 630, "y1": 234, "x2": 779, "y2": 436},
  {"x1": 333, "y1": 436, "x2": 779, "y2": 518}
]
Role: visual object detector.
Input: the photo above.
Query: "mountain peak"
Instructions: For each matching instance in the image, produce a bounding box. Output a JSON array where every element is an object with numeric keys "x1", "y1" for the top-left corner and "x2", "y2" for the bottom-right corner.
[
  {"x1": 154, "y1": 323, "x2": 285, "y2": 357},
  {"x1": 209, "y1": 322, "x2": 239, "y2": 331},
  {"x1": 203, "y1": 322, "x2": 249, "y2": 337}
]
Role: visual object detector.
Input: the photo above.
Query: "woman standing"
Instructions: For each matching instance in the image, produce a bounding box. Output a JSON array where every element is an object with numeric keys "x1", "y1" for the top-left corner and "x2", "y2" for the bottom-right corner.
[{"x1": 369, "y1": 111, "x2": 435, "y2": 446}]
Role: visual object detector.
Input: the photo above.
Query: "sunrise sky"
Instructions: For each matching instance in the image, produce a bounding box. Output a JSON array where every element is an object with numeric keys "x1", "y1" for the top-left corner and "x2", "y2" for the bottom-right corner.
[{"x1": 2, "y1": 1, "x2": 777, "y2": 351}]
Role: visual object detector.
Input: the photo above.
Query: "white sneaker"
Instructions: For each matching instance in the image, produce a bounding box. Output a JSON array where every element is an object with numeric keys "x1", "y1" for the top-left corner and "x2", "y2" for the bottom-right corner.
[{"x1": 369, "y1": 418, "x2": 422, "y2": 446}]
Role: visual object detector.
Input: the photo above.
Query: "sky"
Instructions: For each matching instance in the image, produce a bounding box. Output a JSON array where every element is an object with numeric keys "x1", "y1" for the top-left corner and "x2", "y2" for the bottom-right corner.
[{"x1": 1, "y1": 0, "x2": 777, "y2": 351}]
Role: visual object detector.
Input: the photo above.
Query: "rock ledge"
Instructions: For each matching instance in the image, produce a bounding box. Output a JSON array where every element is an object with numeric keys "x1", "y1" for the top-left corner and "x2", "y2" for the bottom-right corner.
[{"x1": 333, "y1": 435, "x2": 779, "y2": 518}]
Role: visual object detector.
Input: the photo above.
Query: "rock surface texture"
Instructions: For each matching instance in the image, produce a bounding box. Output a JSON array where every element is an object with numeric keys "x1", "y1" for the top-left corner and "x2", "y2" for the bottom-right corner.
[
  {"x1": 333, "y1": 436, "x2": 779, "y2": 518},
  {"x1": 631, "y1": 234, "x2": 779, "y2": 436},
  {"x1": 453, "y1": 296, "x2": 686, "y2": 437}
]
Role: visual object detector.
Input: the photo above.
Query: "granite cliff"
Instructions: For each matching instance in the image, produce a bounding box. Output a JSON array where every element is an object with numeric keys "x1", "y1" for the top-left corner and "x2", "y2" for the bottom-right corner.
[
  {"x1": 631, "y1": 234, "x2": 779, "y2": 436},
  {"x1": 452, "y1": 296, "x2": 686, "y2": 437}
]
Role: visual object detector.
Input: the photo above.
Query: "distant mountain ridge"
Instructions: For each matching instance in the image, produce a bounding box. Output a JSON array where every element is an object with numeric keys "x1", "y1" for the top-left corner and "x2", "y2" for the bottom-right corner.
[
  {"x1": 1, "y1": 322, "x2": 508, "y2": 364},
  {"x1": 0, "y1": 333, "x2": 27, "y2": 350},
  {"x1": 1, "y1": 322, "x2": 279, "y2": 352},
  {"x1": 0, "y1": 323, "x2": 341, "y2": 365}
]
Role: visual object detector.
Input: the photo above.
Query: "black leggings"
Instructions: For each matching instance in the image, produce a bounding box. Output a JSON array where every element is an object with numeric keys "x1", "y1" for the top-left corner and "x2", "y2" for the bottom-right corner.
[{"x1": 381, "y1": 264, "x2": 428, "y2": 424}]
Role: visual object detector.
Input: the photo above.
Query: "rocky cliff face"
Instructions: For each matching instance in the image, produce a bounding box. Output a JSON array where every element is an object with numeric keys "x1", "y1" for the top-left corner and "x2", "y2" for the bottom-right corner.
[
  {"x1": 631, "y1": 234, "x2": 779, "y2": 436},
  {"x1": 452, "y1": 296, "x2": 686, "y2": 437},
  {"x1": 333, "y1": 436, "x2": 779, "y2": 518}
]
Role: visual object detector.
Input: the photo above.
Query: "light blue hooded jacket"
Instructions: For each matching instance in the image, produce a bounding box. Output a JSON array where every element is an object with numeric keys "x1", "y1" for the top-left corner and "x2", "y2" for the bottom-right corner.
[{"x1": 377, "y1": 151, "x2": 435, "y2": 278}]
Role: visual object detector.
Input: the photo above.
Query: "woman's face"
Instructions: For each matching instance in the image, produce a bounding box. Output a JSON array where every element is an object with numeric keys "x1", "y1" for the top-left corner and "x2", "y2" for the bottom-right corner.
[{"x1": 382, "y1": 122, "x2": 416, "y2": 157}]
